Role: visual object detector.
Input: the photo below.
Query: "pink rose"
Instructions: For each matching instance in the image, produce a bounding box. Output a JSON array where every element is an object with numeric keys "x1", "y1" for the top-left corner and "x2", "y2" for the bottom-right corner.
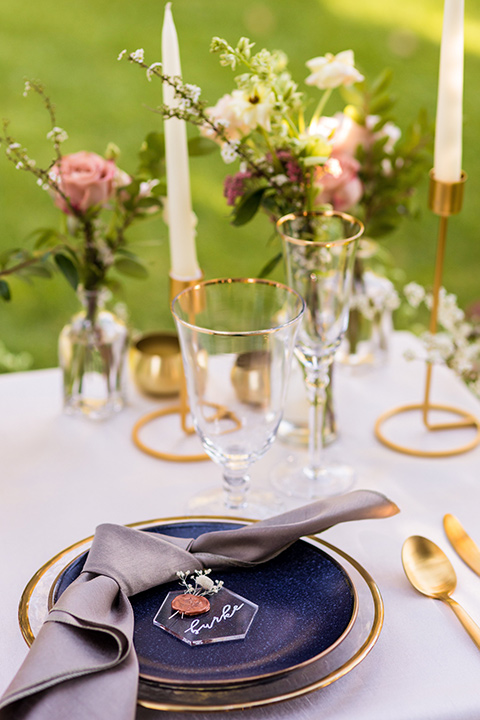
[
  {"x1": 50, "y1": 151, "x2": 117, "y2": 214},
  {"x1": 315, "y1": 152, "x2": 363, "y2": 212},
  {"x1": 330, "y1": 113, "x2": 371, "y2": 156}
]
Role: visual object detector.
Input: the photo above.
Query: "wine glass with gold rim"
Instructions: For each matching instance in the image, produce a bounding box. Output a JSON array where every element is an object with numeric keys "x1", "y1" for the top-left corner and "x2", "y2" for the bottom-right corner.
[
  {"x1": 172, "y1": 277, "x2": 305, "y2": 518},
  {"x1": 272, "y1": 210, "x2": 363, "y2": 500}
]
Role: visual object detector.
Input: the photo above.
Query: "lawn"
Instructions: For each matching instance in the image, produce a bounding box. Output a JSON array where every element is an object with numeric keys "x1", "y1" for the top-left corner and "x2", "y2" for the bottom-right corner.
[{"x1": 0, "y1": 0, "x2": 479, "y2": 370}]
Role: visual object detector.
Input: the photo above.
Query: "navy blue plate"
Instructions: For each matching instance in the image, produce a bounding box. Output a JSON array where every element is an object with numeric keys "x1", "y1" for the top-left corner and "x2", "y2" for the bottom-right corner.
[{"x1": 52, "y1": 520, "x2": 357, "y2": 687}]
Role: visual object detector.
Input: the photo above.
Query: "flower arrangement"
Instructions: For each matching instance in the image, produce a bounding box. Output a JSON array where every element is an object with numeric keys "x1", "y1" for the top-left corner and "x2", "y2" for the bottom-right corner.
[
  {"x1": 403, "y1": 282, "x2": 480, "y2": 399},
  {"x1": 0, "y1": 80, "x2": 166, "y2": 302},
  {"x1": 124, "y1": 37, "x2": 432, "y2": 274},
  {"x1": 175, "y1": 569, "x2": 224, "y2": 597}
]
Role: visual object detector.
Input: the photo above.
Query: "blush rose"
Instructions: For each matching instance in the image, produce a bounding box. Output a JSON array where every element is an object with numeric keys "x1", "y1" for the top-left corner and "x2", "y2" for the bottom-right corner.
[
  {"x1": 50, "y1": 151, "x2": 117, "y2": 214},
  {"x1": 315, "y1": 153, "x2": 363, "y2": 212}
]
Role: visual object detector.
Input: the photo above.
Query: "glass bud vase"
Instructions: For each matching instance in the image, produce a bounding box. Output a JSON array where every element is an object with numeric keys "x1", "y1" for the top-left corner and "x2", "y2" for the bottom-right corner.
[
  {"x1": 337, "y1": 269, "x2": 399, "y2": 368},
  {"x1": 58, "y1": 287, "x2": 129, "y2": 420}
]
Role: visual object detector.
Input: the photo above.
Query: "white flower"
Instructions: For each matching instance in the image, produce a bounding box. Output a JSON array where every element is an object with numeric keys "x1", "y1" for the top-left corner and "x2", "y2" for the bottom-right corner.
[
  {"x1": 221, "y1": 140, "x2": 240, "y2": 164},
  {"x1": 377, "y1": 121, "x2": 401, "y2": 154},
  {"x1": 46, "y1": 126, "x2": 68, "y2": 144},
  {"x1": 130, "y1": 48, "x2": 145, "y2": 64},
  {"x1": 117, "y1": 49, "x2": 127, "y2": 61},
  {"x1": 178, "y1": 84, "x2": 202, "y2": 112},
  {"x1": 185, "y1": 83, "x2": 201, "y2": 104},
  {"x1": 195, "y1": 574, "x2": 214, "y2": 592},
  {"x1": 146, "y1": 62, "x2": 162, "y2": 81},
  {"x1": 139, "y1": 178, "x2": 160, "y2": 196},
  {"x1": 113, "y1": 167, "x2": 132, "y2": 189},
  {"x1": 305, "y1": 50, "x2": 364, "y2": 90},
  {"x1": 230, "y1": 86, "x2": 275, "y2": 132},
  {"x1": 205, "y1": 86, "x2": 275, "y2": 143},
  {"x1": 404, "y1": 282, "x2": 425, "y2": 308}
]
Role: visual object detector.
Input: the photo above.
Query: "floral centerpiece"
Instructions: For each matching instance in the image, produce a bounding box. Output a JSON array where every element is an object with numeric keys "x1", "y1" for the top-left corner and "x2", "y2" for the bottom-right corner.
[
  {"x1": 125, "y1": 38, "x2": 432, "y2": 365},
  {"x1": 0, "y1": 80, "x2": 166, "y2": 418},
  {"x1": 125, "y1": 37, "x2": 431, "y2": 263}
]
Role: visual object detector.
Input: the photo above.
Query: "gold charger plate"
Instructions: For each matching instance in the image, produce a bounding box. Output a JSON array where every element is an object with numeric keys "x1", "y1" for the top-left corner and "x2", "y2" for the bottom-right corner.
[{"x1": 19, "y1": 516, "x2": 383, "y2": 712}]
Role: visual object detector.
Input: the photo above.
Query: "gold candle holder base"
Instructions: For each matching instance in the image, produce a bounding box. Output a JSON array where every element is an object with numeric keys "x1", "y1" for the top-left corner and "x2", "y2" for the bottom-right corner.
[
  {"x1": 129, "y1": 332, "x2": 183, "y2": 398},
  {"x1": 132, "y1": 272, "x2": 210, "y2": 463},
  {"x1": 375, "y1": 170, "x2": 480, "y2": 458},
  {"x1": 374, "y1": 403, "x2": 480, "y2": 458}
]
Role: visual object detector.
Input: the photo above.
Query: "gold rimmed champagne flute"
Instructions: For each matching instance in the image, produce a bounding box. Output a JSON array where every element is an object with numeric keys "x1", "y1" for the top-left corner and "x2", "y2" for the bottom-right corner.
[
  {"x1": 172, "y1": 277, "x2": 305, "y2": 518},
  {"x1": 273, "y1": 211, "x2": 363, "y2": 499}
]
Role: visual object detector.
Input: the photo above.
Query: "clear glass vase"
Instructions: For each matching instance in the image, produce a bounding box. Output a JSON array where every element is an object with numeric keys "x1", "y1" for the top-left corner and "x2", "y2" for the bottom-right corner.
[
  {"x1": 58, "y1": 287, "x2": 129, "y2": 420},
  {"x1": 337, "y1": 269, "x2": 398, "y2": 368}
]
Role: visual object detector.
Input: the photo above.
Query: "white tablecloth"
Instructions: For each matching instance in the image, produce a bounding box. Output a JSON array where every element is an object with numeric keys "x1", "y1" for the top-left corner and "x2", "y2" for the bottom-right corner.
[{"x1": 1, "y1": 332, "x2": 480, "y2": 720}]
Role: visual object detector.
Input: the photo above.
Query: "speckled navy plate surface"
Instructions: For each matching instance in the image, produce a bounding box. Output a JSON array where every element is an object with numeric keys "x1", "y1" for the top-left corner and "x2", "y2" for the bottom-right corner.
[{"x1": 51, "y1": 519, "x2": 357, "y2": 688}]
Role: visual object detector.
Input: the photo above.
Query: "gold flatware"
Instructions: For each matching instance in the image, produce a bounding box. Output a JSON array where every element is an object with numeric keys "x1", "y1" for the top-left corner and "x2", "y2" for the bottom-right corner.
[
  {"x1": 444, "y1": 514, "x2": 480, "y2": 577},
  {"x1": 402, "y1": 535, "x2": 480, "y2": 650}
]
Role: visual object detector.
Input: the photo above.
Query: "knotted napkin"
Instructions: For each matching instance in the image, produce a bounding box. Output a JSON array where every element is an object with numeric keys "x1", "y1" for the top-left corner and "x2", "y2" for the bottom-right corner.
[{"x1": 0, "y1": 490, "x2": 399, "y2": 720}]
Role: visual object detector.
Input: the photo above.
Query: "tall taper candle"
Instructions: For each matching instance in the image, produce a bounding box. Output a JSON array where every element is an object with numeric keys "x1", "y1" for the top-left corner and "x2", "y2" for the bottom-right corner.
[
  {"x1": 162, "y1": 2, "x2": 201, "y2": 280},
  {"x1": 433, "y1": 0, "x2": 464, "y2": 183}
]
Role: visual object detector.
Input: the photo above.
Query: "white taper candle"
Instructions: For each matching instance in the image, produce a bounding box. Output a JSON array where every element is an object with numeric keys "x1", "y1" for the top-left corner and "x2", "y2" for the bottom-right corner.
[
  {"x1": 162, "y1": 2, "x2": 201, "y2": 279},
  {"x1": 433, "y1": 0, "x2": 464, "y2": 183}
]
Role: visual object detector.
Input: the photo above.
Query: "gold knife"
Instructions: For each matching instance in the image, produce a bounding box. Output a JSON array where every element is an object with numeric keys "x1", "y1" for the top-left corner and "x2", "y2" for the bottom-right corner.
[{"x1": 444, "y1": 514, "x2": 480, "y2": 577}]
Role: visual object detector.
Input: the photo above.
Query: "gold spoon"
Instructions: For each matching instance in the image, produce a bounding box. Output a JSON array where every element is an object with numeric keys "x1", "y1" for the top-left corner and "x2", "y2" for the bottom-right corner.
[{"x1": 402, "y1": 535, "x2": 480, "y2": 650}]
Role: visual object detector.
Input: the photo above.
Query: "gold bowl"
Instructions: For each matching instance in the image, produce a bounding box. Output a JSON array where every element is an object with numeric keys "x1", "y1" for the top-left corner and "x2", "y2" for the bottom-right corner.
[{"x1": 129, "y1": 332, "x2": 183, "y2": 397}]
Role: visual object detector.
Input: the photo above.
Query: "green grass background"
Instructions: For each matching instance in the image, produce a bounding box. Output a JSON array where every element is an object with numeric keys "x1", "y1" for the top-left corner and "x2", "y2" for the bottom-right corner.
[{"x1": 0, "y1": 0, "x2": 479, "y2": 370}]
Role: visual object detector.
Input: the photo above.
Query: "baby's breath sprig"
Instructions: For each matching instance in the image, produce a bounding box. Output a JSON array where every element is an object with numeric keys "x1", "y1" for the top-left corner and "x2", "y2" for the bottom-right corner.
[{"x1": 176, "y1": 569, "x2": 224, "y2": 597}]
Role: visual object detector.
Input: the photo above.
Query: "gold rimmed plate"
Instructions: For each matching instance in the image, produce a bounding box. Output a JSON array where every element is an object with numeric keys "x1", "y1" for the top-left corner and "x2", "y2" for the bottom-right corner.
[{"x1": 19, "y1": 517, "x2": 383, "y2": 711}]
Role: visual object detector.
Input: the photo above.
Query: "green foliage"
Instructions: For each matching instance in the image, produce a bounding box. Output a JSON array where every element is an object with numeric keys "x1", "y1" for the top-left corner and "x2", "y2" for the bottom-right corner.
[
  {"x1": 344, "y1": 71, "x2": 434, "y2": 237},
  {"x1": 54, "y1": 253, "x2": 79, "y2": 290},
  {"x1": 114, "y1": 256, "x2": 149, "y2": 278},
  {"x1": 231, "y1": 187, "x2": 268, "y2": 226},
  {"x1": 0, "y1": 280, "x2": 11, "y2": 301}
]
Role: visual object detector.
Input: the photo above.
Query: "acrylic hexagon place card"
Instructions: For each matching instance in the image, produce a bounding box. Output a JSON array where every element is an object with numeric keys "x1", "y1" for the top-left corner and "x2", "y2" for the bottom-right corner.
[{"x1": 153, "y1": 588, "x2": 258, "y2": 646}]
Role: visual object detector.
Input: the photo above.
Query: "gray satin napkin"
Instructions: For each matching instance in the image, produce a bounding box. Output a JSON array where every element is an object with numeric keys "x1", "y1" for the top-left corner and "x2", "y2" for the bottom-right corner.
[{"x1": 0, "y1": 490, "x2": 399, "y2": 720}]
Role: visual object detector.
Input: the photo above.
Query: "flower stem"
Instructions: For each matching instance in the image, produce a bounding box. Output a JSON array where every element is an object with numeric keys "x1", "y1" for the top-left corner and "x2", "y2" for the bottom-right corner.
[{"x1": 311, "y1": 88, "x2": 333, "y2": 127}]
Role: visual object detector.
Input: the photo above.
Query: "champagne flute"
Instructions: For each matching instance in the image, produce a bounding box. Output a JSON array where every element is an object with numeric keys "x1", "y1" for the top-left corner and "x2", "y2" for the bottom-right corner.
[
  {"x1": 273, "y1": 211, "x2": 363, "y2": 499},
  {"x1": 172, "y1": 277, "x2": 305, "y2": 517}
]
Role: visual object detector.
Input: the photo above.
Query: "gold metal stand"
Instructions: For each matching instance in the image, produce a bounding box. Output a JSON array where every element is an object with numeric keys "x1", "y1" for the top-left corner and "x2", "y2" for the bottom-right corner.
[
  {"x1": 132, "y1": 274, "x2": 242, "y2": 462},
  {"x1": 132, "y1": 273, "x2": 210, "y2": 462},
  {"x1": 375, "y1": 170, "x2": 480, "y2": 458}
]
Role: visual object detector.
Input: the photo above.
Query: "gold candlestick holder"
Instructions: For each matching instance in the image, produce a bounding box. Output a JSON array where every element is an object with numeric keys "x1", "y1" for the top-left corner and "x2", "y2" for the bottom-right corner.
[
  {"x1": 132, "y1": 273, "x2": 209, "y2": 463},
  {"x1": 374, "y1": 170, "x2": 480, "y2": 457}
]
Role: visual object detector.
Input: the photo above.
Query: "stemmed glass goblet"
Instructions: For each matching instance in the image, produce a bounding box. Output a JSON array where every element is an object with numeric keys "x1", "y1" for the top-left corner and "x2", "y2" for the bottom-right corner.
[
  {"x1": 172, "y1": 277, "x2": 305, "y2": 518},
  {"x1": 273, "y1": 211, "x2": 364, "y2": 499}
]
